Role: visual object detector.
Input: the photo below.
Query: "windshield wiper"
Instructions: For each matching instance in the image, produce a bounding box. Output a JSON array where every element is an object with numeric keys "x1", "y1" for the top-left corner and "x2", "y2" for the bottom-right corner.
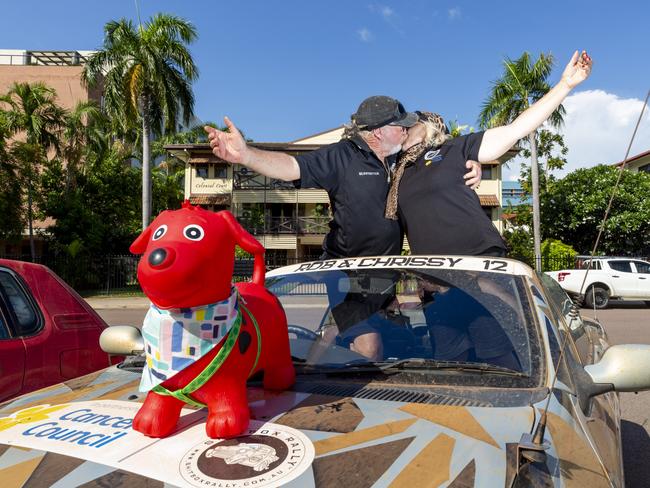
[
  {"x1": 294, "y1": 358, "x2": 526, "y2": 377},
  {"x1": 372, "y1": 358, "x2": 526, "y2": 377},
  {"x1": 293, "y1": 361, "x2": 400, "y2": 376}
]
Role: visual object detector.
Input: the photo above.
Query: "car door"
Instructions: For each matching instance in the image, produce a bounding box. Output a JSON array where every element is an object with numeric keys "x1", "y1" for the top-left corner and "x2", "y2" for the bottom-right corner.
[
  {"x1": 0, "y1": 268, "x2": 33, "y2": 402},
  {"x1": 631, "y1": 261, "x2": 650, "y2": 299},
  {"x1": 0, "y1": 267, "x2": 50, "y2": 396},
  {"x1": 0, "y1": 272, "x2": 28, "y2": 402},
  {"x1": 538, "y1": 273, "x2": 623, "y2": 485},
  {"x1": 607, "y1": 260, "x2": 637, "y2": 297}
]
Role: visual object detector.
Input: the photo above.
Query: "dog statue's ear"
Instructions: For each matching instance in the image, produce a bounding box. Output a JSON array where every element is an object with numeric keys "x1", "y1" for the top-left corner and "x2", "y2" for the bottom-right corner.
[
  {"x1": 219, "y1": 211, "x2": 266, "y2": 286},
  {"x1": 130, "y1": 226, "x2": 153, "y2": 255}
]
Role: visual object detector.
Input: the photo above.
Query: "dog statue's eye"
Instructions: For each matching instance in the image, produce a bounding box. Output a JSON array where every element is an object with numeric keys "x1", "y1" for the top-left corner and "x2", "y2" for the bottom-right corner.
[
  {"x1": 152, "y1": 225, "x2": 168, "y2": 241},
  {"x1": 183, "y1": 224, "x2": 205, "y2": 241}
]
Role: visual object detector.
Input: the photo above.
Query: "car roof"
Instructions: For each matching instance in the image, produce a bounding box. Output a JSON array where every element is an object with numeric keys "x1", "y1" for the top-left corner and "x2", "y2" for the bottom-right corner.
[
  {"x1": 266, "y1": 255, "x2": 535, "y2": 278},
  {"x1": 0, "y1": 258, "x2": 48, "y2": 274}
]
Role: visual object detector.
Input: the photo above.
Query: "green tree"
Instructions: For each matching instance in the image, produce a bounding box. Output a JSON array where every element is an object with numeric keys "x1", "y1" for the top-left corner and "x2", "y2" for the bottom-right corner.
[
  {"x1": 541, "y1": 239, "x2": 577, "y2": 271},
  {"x1": 60, "y1": 101, "x2": 109, "y2": 189},
  {"x1": 519, "y1": 129, "x2": 568, "y2": 194},
  {"x1": 479, "y1": 52, "x2": 564, "y2": 271},
  {"x1": 0, "y1": 82, "x2": 65, "y2": 260},
  {"x1": 446, "y1": 120, "x2": 474, "y2": 138},
  {"x1": 83, "y1": 13, "x2": 198, "y2": 230},
  {"x1": 0, "y1": 113, "x2": 23, "y2": 242},
  {"x1": 541, "y1": 165, "x2": 650, "y2": 255},
  {"x1": 39, "y1": 143, "x2": 142, "y2": 256}
]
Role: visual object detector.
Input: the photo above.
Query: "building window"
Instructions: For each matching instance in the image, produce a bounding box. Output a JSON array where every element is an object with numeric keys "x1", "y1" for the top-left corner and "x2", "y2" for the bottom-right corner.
[
  {"x1": 638, "y1": 163, "x2": 650, "y2": 173},
  {"x1": 214, "y1": 164, "x2": 228, "y2": 178},
  {"x1": 195, "y1": 164, "x2": 208, "y2": 178},
  {"x1": 481, "y1": 165, "x2": 496, "y2": 180}
]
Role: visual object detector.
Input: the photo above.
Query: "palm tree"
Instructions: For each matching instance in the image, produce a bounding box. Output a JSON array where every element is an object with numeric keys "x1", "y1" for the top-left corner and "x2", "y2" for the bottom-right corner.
[
  {"x1": 61, "y1": 101, "x2": 109, "y2": 188},
  {"x1": 0, "y1": 112, "x2": 23, "y2": 242},
  {"x1": 478, "y1": 52, "x2": 565, "y2": 272},
  {"x1": 0, "y1": 82, "x2": 65, "y2": 260},
  {"x1": 82, "y1": 13, "x2": 198, "y2": 229}
]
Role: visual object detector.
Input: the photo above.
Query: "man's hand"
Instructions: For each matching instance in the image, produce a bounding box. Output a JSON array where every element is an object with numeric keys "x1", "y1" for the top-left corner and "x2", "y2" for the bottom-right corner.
[
  {"x1": 464, "y1": 160, "x2": 482, "y2": 189},
  {"x1": 561, "y1": 50, "x2": 592, "y2": 89},
  {"x1": 204, "y1": 116, "x2": 248, "y2": 164}
]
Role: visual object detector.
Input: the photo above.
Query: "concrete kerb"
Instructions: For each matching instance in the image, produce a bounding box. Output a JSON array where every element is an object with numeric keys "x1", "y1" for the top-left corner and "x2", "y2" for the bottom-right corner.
[{"x1": 84, "y1": 296, "x2": 151, "y2": 310}]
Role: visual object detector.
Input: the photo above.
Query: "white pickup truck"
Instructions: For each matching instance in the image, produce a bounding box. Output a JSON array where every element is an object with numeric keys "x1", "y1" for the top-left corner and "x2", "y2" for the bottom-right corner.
[{"x1": 546, "y1": 257, "x2": 650, "y2": 309}]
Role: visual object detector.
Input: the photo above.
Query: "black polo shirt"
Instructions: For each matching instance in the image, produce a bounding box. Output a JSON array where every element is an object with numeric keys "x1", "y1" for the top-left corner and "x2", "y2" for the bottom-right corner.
[
  {"x1": 397, "y1": 131, "x2": 507, "y2": 255},
  {"x1": 295, "y1": 137, "x2": 402, "y2": 258}
]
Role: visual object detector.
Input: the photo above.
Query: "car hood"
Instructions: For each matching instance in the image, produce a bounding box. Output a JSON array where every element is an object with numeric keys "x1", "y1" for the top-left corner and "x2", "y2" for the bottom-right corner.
[{"x1": 0, "y1": 366, "x2": 595, "y2": 487}]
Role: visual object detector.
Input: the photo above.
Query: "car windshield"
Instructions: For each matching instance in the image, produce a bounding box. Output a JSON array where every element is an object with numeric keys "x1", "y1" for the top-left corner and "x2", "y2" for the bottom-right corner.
[{"x1": 267, "y1": 266, "x2": 536, "y2": 379}]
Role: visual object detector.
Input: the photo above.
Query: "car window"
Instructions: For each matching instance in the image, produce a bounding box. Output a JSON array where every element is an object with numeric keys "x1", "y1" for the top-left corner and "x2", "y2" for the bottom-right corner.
[
  {"x1": 537, "y1": 273, "x2": 590, "y2": 364},
  {"x1": 267, "y1": 267, "x2": 538, "y2": 384},
  {"x1": 0, "y1": 312, "x2": 9, "y2": 340},
  {"x1": 538, "y1": 273, "x2": 582, "y2": 329},
  {"x1": 609, "y1": 260, "x2": 632, "y2": 273},
  {"x1": 633, "y1": 261, "x2": 650, "y2": 274},
  {"x1": 0, "y1": 270, "x2": 40, "y2": 336},
  {"x1": 579, "y1": 259, "x2": 601, "y2": 270}
]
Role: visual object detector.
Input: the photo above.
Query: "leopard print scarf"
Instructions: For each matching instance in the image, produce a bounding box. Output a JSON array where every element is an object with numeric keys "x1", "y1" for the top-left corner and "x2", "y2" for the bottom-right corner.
[{"x1": 385, "y1": 112, "x2": 447, "y2": 220}]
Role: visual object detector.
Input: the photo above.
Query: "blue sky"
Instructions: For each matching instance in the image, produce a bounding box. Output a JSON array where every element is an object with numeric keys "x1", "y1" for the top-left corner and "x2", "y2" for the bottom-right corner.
[{"x1": 2, "y1": 1, "x2": 649, "y2": 179}]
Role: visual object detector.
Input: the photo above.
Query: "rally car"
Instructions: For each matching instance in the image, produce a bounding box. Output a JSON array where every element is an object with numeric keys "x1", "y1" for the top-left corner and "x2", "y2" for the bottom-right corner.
[{"x1": 1, "y1": 256, "x2": 649, "y2": 487}]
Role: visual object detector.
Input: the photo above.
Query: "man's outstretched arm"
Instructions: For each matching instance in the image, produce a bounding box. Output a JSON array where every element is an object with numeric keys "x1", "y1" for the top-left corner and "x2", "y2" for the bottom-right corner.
[{"x1": 205, "y1": 117, "x2": 301, "y2": 181}]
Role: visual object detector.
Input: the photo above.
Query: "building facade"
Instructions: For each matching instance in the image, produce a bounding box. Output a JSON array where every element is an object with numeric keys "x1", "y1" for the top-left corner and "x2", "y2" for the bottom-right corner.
[
  {"x1": 0, "y1": 49, "x2": 102, "y2": 109},
  {"x1": 0, "y1": 50, "x2": 103, "y2": 256},
  {"x1": 616, "y1": 149, "x2": 650, "y2": 173},
  {"x1": 502, "y1": 181, "x2": 532, "y2": 207},
  {"x1": 168, "y1": 129, "x2": 516, "y2": 262}
]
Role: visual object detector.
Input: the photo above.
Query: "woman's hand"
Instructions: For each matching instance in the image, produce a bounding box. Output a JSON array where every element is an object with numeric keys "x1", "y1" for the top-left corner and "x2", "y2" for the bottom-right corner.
[{"x1": 561, "y1": 50, "x2": 592, "y2": 89}]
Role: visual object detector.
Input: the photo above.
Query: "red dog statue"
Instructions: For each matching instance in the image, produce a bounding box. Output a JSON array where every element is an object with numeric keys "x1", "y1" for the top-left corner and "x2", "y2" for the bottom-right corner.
[{"x1": 130, "y1": 201, "x2": 295, "y2": 439}]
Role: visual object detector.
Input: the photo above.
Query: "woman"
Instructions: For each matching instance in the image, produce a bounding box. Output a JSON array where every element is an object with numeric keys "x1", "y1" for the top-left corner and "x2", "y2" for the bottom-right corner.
[{"x1": 385, "y1": 51, "x2": 592, "y2": 257}]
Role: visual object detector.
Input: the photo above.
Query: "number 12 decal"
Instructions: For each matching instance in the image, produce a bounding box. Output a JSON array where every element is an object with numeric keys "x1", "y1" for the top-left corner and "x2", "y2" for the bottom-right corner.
[{"x1": 483, "y1": 260, "x2": 508, "y2": 271}]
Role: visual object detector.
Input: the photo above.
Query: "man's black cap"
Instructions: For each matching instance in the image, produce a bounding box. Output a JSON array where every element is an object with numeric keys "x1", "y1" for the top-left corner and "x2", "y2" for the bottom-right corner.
[{"x1": 351, "y1": 96, "x2": 418, "y2": 131}]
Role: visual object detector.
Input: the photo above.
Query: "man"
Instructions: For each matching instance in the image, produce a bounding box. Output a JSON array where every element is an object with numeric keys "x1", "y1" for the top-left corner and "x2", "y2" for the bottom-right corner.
[{"x1": 205, "y1": 96, "x2": 481, "y2": 359}]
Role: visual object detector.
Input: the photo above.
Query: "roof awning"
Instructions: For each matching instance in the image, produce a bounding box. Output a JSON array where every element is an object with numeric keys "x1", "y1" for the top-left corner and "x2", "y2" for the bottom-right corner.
[
  {"x1": 189, "y1": 195, "x2": 231, "y2": 205},
  {"x1": 479, "y1": 194, "x2": 500, "y2": 207}
]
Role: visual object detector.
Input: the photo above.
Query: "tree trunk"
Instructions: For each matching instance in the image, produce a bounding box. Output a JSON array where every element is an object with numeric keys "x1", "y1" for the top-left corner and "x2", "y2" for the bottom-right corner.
[
  {"x1": 142, "y1": 114, "x2": 151, "y2": 230},
  {"x1": 27, "y1": 180, "x2": 35, "y2": 262},
  {"x1": 529, "y1": 132, "x2": 542, "y2": 272}
]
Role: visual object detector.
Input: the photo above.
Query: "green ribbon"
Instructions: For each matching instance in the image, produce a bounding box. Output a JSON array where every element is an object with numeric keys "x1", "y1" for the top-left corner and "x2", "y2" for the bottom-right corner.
[{"x1": 152, "y1": 296, "x2": 262, "y2": 409}]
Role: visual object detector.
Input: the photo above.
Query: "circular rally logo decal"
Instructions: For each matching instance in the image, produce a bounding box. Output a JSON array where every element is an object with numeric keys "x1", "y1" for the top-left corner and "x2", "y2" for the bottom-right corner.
[{"x1": 180, "y1": 421, "x2": 314, "y2": 487}]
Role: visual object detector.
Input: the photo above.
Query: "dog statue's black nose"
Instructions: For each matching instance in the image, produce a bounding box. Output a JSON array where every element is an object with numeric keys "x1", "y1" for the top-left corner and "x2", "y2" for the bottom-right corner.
[{"x1": 148, "y1": 248, "x2": 167, "y2": 267}]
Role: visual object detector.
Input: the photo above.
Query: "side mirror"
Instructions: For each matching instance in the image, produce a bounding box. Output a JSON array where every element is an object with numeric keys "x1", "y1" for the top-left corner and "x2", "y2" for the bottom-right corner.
[
  {"x1": 584, "y1": 344, "x2": 650, "y2": 392},
  {"x1": 100, "y1": 326, "x2": 145, "y2": 356}
]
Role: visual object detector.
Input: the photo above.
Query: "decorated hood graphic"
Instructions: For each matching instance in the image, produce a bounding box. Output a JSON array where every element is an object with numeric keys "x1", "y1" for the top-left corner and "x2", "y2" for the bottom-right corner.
[{"x1": 0, "y1": 368, "x2": 612, "y2": 487}]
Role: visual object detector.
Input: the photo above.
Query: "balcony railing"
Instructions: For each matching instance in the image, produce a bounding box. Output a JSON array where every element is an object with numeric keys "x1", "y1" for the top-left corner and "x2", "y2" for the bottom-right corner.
[
  {"x1": 233, "y1": 172, "x2": 295, "y2": 190},
  {"x1": 238, "y1": 216, "x2": 330, "y2": 235}
]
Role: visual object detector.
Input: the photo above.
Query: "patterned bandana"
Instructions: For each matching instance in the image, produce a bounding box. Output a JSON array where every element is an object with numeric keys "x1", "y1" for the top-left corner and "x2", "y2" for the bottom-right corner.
[
  {"x1": 385, "y1": 112, "x2": 447, "y2": 220},
  {"x1": 139, "y1": 288, "x2": 239, "y2": 392}
]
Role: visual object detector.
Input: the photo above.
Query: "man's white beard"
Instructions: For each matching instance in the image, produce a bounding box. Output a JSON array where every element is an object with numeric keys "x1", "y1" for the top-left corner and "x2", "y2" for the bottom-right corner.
[{"x1": 386, "y1": 144, "x2": 402, "y2": 156}]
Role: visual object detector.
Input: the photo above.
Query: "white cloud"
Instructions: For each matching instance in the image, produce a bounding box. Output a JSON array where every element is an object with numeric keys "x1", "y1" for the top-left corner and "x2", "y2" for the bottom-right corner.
[
  {"x1": 368, "y1": 4, "x2": 393, "y2": 18},
  {"x1": 380, "y1": 6, "x2": 394, "y2": 19},
  {"x1": 501, "y1": 90, "x2": 650, "y2": 181},
  {"x1": 358, "y1": 28, "x2": 373, "y2": 42},
  {"x1": 367, "y1": 4, "x2": 404, "y2": 36},
  {"x1": 448, "y1": 7, "x2": 461, "y2": 20}
]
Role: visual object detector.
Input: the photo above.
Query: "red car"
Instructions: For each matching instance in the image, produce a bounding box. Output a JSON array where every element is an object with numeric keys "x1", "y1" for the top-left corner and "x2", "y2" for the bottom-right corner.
[{"x1": 0, "y1": 259, "x2": 114, "y2": 402}]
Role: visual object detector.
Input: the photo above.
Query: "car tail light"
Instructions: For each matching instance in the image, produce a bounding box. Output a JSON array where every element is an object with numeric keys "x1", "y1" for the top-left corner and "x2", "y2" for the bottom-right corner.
[{"x1": 558, "y1": 272, "x2": 571, "y2": 282}]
